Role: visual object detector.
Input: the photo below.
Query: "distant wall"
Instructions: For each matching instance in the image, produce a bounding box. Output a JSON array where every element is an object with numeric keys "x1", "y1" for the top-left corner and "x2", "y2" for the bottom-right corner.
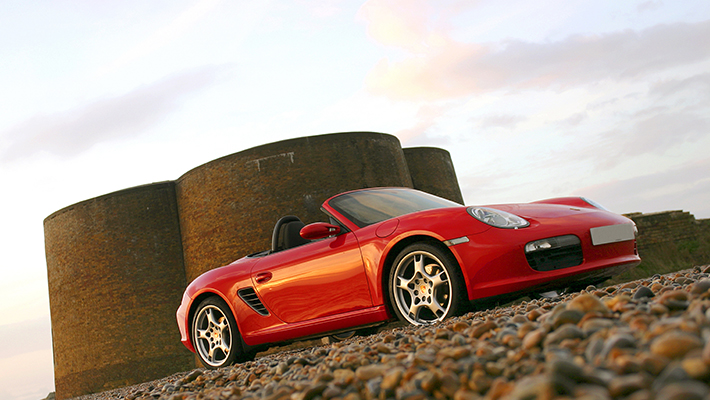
[
  {"x1": 627, "y1": 210, "x2": 710, "y2": 253},
  {"x1": 44, "y1": 182, "x2": 194, "y2": 400}
]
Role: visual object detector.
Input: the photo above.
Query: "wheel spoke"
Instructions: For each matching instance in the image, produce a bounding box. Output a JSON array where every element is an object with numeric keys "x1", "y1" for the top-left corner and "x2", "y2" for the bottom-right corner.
[
  {"x1": 430, "y1": 269, "x2": 447, "y2": 289},
  {"x1": 218, "y1": 338, "x2": 230, "y2": 355},
  {"x1": 397, "y1": 275, "x2": 414, "y2": 290},
  {"x1": 216, "y1": 317, "x2": 228, "y2": 332},
  {"x1": 196, "y1": 328, "x2": 210, "y2": 340},
  {"x1": 427, "y1": 300, "x2": 446, "y2": 317},
  {"x1": 407, "y1": 302, "x2": 424, "y2": 319},
  {"x1": 206, "y1": 309, "x2": 220, "y2": 326},
  {"x1": 412, "y1": 254, "x2": 427, "y2": 276}
]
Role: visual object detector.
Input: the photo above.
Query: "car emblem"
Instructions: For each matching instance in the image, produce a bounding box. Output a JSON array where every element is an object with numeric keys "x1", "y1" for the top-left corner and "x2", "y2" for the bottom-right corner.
[{"x1": 420, "y1": 284, "x2": 427, "y2": 293}]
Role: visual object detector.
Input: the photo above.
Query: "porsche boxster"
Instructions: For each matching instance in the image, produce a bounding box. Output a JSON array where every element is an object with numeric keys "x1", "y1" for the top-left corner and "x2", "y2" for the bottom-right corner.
[{"x1": 176, "y1": 187, "x2": 640, "y2": 368}]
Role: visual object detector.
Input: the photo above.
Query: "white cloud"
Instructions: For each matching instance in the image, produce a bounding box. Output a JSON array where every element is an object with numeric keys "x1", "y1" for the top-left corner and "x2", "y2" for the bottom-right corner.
[
  {"x1": 0, "y1": 65, "x2": 227, "y2": 163},
  {"x1": 93, "y1": 0, "x2": 223, "y2": 78},
  {"x1": 363, "y1": 17, "x2": 710, "y2": 99}
]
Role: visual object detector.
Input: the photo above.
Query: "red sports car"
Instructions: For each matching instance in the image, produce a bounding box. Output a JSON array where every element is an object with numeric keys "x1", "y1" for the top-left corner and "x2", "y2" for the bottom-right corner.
[{"x1": 176, "y1": 187, "x2": 640, "y2": 368}]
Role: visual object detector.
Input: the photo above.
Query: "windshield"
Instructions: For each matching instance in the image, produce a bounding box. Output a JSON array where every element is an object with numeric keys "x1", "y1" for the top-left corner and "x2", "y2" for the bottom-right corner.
[{"x1": 328, "y1": 188, "x2": 460, "y2": 228}]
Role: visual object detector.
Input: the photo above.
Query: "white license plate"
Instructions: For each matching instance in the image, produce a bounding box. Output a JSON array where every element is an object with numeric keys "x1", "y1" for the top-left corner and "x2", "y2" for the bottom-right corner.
[{"x1": 590, "y1": 224, "x2": 635, "y2": 246}]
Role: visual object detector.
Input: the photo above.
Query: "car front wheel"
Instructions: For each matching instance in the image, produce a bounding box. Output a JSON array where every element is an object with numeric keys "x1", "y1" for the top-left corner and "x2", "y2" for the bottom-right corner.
[
  {"x1": 192, "y1": 297, "x2": 242, "y2": 369},
  {"x1": 389, "y1": 243, "x2": 466, "y2": 325}
]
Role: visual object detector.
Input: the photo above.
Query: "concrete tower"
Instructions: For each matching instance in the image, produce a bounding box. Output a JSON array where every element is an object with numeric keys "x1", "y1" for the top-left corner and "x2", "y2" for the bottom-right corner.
[
  {"x1": 44, "y1": 182, "x2": 194, "y2": 399},
  {"x1": 176, "y1": 132, "x2": 413, "y2": 282},
  {"x1": 403, "y1": 146, "x2": 464, "y2": 204}
]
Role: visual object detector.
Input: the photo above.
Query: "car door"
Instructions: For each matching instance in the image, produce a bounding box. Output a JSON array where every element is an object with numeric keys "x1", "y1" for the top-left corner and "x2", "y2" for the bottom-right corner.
[{"x1": 250, "y1": 231, "x2": 372, "y2": 323}]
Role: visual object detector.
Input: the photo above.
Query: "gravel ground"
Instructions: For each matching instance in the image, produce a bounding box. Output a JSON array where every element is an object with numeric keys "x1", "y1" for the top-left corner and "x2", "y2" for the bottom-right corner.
[{"x1": 72, "y1": 265, "x2": 710, "y2": 400}]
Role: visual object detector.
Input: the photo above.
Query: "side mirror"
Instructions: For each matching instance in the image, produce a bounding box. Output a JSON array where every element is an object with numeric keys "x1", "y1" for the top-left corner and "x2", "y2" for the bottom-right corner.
[{"x1": 300, "y1": 222, "x2": 341, "y2": 240}]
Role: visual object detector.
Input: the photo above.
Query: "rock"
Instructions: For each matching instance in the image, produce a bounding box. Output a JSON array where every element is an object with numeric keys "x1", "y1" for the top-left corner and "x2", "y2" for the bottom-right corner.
[
  {"x1": 470, "y1": 321, "x2": 497, "y2": 338},
  {"x1": 655, "y1": 381, "x2": 710, "y2": 400},
  {"x1": 552, "y1": 309, "x2": 584, "y2": 328},
  {"x1": 522, "y1": 328, "x2": 546, "y2": 350},
  {"x1": 567, "y1": 294, "x2": 610, "y2": 314},
  {"x1": 544, "y1": 323, "x2": 584, "y2": 346},
  {"x1": 608, "y1": 373, "x2": 651, "y2": 398},
  {"x1": 690, "y1": 279, "x2": 710, "y2": 295},
  {"x1": 355, "y1": 364, "x2": 389, "y2": 380},
  {"x1": 380, "y1": 367, "x2": 404, "y2": 390},
  {"x1": 600, "y1": 333, "x2": 637, "y2": 359},
  {"x1": 650, "y1": 331, "x2": 703, "y2": 359},
  {"x1": 633, "y1": 286, "x2": 655, "y2": 299}
]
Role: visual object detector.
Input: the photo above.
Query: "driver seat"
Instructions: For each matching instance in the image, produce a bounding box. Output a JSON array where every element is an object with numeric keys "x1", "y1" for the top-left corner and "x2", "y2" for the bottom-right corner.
[{"x1": 271, "y1": 215, "x2": 309, "y2": 253}]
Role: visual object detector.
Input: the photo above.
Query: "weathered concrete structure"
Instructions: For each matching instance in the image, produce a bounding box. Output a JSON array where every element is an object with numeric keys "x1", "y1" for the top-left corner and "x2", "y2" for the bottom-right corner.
[
  {"x1": 403, "y1": 146, "x2": 464, "y2": 205},
  {"x1": 44, "y1": 182, "x2": 194, "y2": 399},
  {"x1": 177, "y1": 132, "x2": 413, "y2": 282}
]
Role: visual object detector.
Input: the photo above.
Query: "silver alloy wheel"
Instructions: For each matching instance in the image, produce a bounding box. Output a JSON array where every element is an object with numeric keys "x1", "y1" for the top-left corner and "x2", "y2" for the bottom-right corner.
[
  {"x1": 193, "y1": 304, "x2": 233, "y2": 367},
  {"x1": 392, "y1": 250, "x2": 452, "y2": 325}
]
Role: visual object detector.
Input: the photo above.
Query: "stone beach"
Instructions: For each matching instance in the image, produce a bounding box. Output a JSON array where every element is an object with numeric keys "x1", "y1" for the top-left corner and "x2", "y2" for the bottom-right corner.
[{"x1": 73, "y1": 265, "x2": 710, "y2": 400}]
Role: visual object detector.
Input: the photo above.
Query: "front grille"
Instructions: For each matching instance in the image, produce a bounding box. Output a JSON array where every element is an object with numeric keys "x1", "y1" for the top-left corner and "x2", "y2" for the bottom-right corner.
[
  {"x1": 525, "y1": 235, "x2": 583, "y2": 272},
  {"x1": 238, "y1": 287, "x2": 270, "y2": 316}
]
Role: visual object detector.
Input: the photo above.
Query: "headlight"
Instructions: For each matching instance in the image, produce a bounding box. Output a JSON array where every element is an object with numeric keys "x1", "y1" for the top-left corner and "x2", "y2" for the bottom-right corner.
[
  {"x1": 467, "y1": 207, "x2": 530, "y2": 229},
  {"x1": 581, "y1": 197, "x2": 609, "y2": 211}
]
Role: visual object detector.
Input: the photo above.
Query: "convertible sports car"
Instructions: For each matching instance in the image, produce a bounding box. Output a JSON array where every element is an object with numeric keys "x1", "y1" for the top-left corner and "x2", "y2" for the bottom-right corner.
[{"x1": 176, "y1": 187, "x2": 640, "y2": 368}]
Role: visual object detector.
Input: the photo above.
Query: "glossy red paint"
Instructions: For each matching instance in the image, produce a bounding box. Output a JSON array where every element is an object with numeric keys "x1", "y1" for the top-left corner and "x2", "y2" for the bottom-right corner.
[{"x1": 177, "y1": 187, "x2": 640, "y2": 361}]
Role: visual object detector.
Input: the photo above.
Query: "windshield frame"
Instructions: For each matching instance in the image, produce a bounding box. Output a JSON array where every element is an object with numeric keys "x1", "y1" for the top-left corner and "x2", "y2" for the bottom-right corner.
[{"x1": 324, "y1": 187, "x2": 461, "y2": 228}]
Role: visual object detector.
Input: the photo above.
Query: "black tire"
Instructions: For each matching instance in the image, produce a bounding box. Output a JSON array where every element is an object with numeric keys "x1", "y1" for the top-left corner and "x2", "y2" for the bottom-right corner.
[
  {"x1": 191, "y1": 297, "x2": 243, "y2": 369},
  {"x1": 388, "y1": 242, "x2": 466, "y2": 325}
]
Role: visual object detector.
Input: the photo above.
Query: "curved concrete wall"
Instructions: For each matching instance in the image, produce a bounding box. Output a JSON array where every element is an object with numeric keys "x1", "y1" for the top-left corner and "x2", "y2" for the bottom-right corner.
[
  {"x1": 44, "y1": 182, "x2": 194, "y2": 399},
  {"x1": 176, "y1": 132, "x2": 413, "y2": 282},
  {"x1": 403, "y1": 146, "x2": 464, "y2": 204}
]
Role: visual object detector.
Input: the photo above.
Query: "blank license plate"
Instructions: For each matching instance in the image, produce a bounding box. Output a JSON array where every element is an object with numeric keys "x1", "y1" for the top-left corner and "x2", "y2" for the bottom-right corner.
[{"x1": 590, "y1": 224, "x2": 635, "y2": 246}]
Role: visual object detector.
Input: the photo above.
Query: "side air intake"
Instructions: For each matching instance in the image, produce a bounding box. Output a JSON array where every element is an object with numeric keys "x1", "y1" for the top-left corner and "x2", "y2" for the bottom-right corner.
[{"x1": 237, "y1": 287, "x2": 270, "y2": 316}]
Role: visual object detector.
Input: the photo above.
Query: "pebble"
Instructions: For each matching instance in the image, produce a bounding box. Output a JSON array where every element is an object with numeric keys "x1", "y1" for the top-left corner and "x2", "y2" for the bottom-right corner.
[{"x1": 73, "y1": 265, "x2": 710, "y2": 400}]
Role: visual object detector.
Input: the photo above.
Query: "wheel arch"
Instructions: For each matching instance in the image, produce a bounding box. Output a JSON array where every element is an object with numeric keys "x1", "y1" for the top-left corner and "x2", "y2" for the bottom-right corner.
[
  {"x1": 380, "y1": 235, "x2": 467, "y2": 313},
  {"x1": 187, "y1": 289, "x2": 242, "y2": 348}
]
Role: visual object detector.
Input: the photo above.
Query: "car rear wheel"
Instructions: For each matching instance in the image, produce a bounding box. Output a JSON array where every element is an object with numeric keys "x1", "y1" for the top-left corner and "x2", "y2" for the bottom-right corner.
[
  {"x1": 192, "y1": 297, "x2": 242, "y2": 369},
  {"x1": 389, "y1": 243, "x2": 465, "y2": 325}
]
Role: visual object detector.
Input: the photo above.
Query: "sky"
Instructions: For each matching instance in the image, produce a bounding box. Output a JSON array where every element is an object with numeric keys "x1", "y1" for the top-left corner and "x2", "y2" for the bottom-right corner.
[{"x1": 0, "y1": 0, "x2": 708, "y2": 398}]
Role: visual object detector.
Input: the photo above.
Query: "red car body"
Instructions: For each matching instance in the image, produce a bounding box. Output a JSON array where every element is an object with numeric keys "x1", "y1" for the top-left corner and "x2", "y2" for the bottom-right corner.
[{"x1": 177, "y1": 187, "x2": 639, "y2": 364}]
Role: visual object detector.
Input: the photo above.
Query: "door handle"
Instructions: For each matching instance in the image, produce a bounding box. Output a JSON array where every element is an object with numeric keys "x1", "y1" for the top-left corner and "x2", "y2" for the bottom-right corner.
[{"x1": 255, "y1": 272, "x2": 273, "y2": 284}]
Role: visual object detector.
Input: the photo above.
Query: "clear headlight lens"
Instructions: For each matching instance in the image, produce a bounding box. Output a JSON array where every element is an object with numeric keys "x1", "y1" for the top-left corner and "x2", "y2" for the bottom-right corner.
[
  {"x1": 467, "y1": 207, "x2": 530, "y2": 229},
  {"x1": 581, "y1": 197, "x2": 609, "y2": 211}
]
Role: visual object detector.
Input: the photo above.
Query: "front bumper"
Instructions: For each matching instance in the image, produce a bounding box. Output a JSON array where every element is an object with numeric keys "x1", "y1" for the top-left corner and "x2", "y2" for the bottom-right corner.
[{"x1": 449, "y1": 220, "x2": 640, "y2": 301}]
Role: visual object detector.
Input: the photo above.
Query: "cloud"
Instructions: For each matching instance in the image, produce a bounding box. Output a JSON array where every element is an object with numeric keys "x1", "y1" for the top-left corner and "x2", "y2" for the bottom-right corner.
[
  {"x1": 0, "y1": 65, "x2": 227, "y2": 163},
  {"x1": 649, "y1": 72, "x2": 710, "y2": 100},
  {"x1": 575, "y1": 158, "x2": 710, "y2": 218},
  {"x1": 395, "y1": 103, "x2": 453, "y2": 145},
  {"x1": 361, "y1": 12, "x2": 710, "y2": 100},
  {"x1": 358, "y1": 0, "x2": 435, "y2": 53},
  {"x1": 476, "y1": 114, "x2": 527, "y2": 129},
  {"x1": 621, "y1": 109, "x2": 709, "y2": 156},
  {"x1": 637, "y1": 1, "x2": 663, "y2": 13},
  {"x1": 94, "y1": 0, "x2": 223, "y2": 78}
]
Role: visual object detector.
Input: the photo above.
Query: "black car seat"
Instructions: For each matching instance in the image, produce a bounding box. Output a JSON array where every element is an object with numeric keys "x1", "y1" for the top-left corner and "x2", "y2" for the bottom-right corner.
[{"x1": 271, "y1": 215, "x2": 309, "y2": 253}]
